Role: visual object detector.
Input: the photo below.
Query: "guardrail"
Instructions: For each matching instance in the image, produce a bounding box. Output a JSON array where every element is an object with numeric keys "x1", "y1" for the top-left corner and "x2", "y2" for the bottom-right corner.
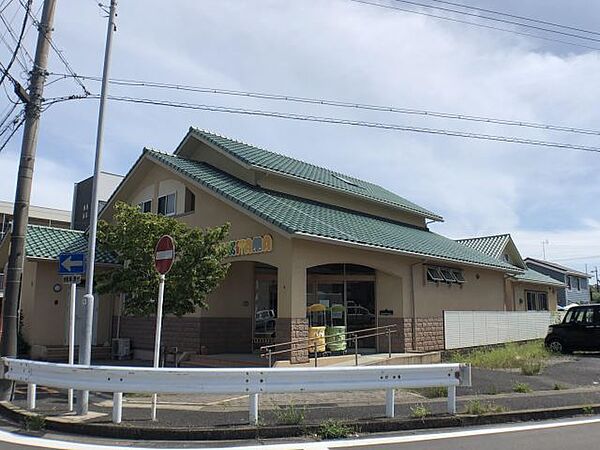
[
  {"x1": 1, "y1": 358, "x2": 470, "y2": 425},
  {"x1": 260, "y1": 324, "x2": 397, "y2": 367}
]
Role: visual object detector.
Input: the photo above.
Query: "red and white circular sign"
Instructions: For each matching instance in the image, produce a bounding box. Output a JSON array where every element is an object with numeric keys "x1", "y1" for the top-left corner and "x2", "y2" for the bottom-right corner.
[{"x1": 154, "y1": 235, "x2": 175, "y2": 275}]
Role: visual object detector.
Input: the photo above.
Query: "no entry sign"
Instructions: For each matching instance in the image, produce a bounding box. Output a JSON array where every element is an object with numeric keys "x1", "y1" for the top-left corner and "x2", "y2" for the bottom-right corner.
[{"x1": 154, "y1": 235, "x2": 175, "y2": 275}]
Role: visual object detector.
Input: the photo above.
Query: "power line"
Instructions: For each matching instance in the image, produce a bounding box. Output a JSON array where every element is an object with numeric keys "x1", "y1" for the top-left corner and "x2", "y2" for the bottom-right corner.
[
  {"x1": 0, "y1": 3, "x2": 33, "y2": 67},
  {"x1": 44, "y1": 93, "x2": 600, "y2": 155},
  {"x1": 16, "y1": 0, "x2": 90, "y2": 95},
  {"x1": 0, "y1": 0, "x2": 30, "y2": 88},
  {"x1": 48, "y1": 72, "x2": 600, "y2": 137},
  {"x1": 349, "y1": 0, "x2": 600, "y2": 52},
  {"x1": 428, "y1": 0, "x2": 600, "y2": 37},
  {"x1": 392, "y1": 0, "x2": 600, "y2": 44}
]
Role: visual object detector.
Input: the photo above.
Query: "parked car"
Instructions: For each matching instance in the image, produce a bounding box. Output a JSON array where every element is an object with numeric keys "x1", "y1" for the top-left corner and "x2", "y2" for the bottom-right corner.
[
  {"x1": 255, "y1": 309, "x2": 276, "y2": 333},
  {"x1": 545, "y1": 304, "x2": 600, "y2": 353},
  {"x1": 557, "y1": 302, "x2": 579, "y2": 312}
]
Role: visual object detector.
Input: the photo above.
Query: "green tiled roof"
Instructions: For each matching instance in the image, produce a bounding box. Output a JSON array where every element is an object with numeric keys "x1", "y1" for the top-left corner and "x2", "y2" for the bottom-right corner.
[
  {"x1": 186, "y1": 128, "x2": 443, "y2": 221},
  {"x1": 148, "y1": 150, "x2": 519, "y2": 272},
  {"x1": 456, "y1": 234, "x2": 510, "y2": 260},
  {"x1": 456, "y1": 234, "x2": 563, "y2": 287},
  {"x1": 22, "y1": 225, "x2": 117, "y2": 264},
  {"x1": 515, "y1": 268, "x2": 565, "y2": 287}
]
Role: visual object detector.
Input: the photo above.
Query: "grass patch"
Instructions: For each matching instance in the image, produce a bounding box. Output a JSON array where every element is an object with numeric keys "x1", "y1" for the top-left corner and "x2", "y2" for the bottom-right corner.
[
  {"x1": 272, "y1": 402, "x2": 306, "y2": 426},
  {"x1": 553, "y1": 383, "x2": 566, "y2": 390},
  {"x1": 317, "y1": 419, "x2": 355, "y2": 439},
  {"x1": 582, "y1": 405, "x2": 594, "y2": 415},
  {"x1": 448, "y1": 341, "x2": 550, "y2": 374},
  {"x1": 409, "y1": 386, "x2": 448, "y2": 398},
  {"x1": 465, "y1": 399, "x2": 508, "y2": 415},
  {"x1": 512, "y1": 382, "x2": 532, "y2": 393},
  {"x1": 23, "y1": 414, "x2": 46, "y2": 431},
  {"x1": 410, "y1": 403, "x2": 432, "y2": 419}
]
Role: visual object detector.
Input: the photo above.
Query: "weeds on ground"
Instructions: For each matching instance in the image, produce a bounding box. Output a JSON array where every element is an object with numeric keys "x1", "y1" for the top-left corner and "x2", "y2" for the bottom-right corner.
[
  {"x1": 410, "y1": 403, "x2": 432, "y2": 419},
  {"x1": 553, "y1": 383, "x2": 566, "y2": 390},
  {"x1": 512, "y1": 382, "x2": 532, "y2": 393},
  {"x1": 448, "y1": 341, "x2": 550, "y2": 374},
  {"x1": 464, "y1": 399, "x2": 507, "y2": 415},
  {"x1": 409, "y1": 386, "x2": 448, "y2": 398},
  {"x1": 317, "y1": 419, "x2": 355, "y2": 439},
  {"x1": 520, "y1": 359, "x2": 544, "y2": 375},
  {"x1": 582, "y1": 406, "x2": 594, "y2": 415},
  {"x1": 272, "y1": 402, "x2": 306, "y2": 425},
  {"x1": 23, "y1": 414, "x2": 46, "y2": 431}
]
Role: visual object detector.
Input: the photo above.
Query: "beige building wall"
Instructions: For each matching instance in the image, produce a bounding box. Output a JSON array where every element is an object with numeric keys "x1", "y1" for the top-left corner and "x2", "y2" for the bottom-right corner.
[
  {"x1": 19, "y1": 261, "x2": 114, "y2": 349},
  {"x1": 510, "y1": 282, "x2": 558, "y2": 312}
]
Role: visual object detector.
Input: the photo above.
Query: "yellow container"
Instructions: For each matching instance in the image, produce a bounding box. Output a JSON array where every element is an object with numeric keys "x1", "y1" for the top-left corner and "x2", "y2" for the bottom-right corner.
[{"x1": 308, "y1": 326, "x2": 326, "y2": 353}]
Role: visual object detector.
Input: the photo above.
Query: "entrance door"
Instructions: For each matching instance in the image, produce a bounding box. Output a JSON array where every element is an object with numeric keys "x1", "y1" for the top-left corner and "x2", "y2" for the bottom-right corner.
[
  {"x1": 306, "y1": 264, "x2": 376, "y2": 350},
  {"x1": 253, "y1": 265, "x2": 277, "y2": 350}
]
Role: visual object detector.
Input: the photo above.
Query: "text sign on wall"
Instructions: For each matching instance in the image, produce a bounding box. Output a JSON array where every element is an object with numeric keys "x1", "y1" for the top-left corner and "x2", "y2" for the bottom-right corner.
[{"x1": 227, "y1": 234, "x2": 273, "y2": 257}]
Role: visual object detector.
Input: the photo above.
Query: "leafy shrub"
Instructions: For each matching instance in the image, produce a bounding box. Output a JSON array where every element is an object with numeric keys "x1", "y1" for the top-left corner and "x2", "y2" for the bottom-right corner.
[
  {"x1": 465, "y1": 400, "x2": 507, "y2": 415},
  {"x1": 410, "y1": 403, "x2": 431, "y2": 419},
  {"x1": 317, "y1": 419, "x2": 355, "y2": 439},
  {"x1": 273, "y1": 402, "x2": 306, "y2": 425},
  {"x1": 512, "y1": 382, "x2": 532, "y2": 393}
]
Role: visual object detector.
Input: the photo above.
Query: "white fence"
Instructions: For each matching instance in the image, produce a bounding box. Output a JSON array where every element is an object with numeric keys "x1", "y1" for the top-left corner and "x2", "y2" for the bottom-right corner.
[
  {"x1": 1, "y1": 358, "x2": 471, "y2": 424},
  {"x1": 444, "y1": 311, "x2": 564, "y2": 350}
]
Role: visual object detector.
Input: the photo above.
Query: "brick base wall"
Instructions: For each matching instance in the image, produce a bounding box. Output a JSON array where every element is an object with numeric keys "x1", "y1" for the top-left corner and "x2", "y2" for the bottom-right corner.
[
  {"x1": 275, "y1": 318, "x2": 309, "y2": 364},
  {"x1": 116, "y1": 316, "x2": 252, "y2": 354},
  {"x1": 377, "y1": 316, "x2": 444, "y2": 352},
  {"x1": 414, "y1": 317, "x2": 444, "y2": 352}
]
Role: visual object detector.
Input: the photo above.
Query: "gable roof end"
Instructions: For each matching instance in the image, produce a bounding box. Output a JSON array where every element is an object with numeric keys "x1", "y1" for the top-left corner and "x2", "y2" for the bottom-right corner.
[{"x1": 175, "y1": 127, "x2": 444, "y2": 222}]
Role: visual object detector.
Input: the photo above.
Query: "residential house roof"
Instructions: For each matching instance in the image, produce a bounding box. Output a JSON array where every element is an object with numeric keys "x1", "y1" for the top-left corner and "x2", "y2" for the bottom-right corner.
[
  {"x1": 456, "y1": 234, "x2": 563, "y2": 287},
  {"x1": 147, "y1": 149, "x2": 519, "y2": 272},
  {"x1": 456, "y1": 234, "x2": 512, "y2": 260},
  {"x1": 177, "y1": 128, "x2": 443, "y2": 222},
  {"x1": 525, "y1": 258, "x2": 589, "y2": 278},
  {"x1": 514, "y1": 268, "x2": 565, "y2": 287},
  {"x1": 1, "y1": 224, "x2": 117, "y2": 264}
]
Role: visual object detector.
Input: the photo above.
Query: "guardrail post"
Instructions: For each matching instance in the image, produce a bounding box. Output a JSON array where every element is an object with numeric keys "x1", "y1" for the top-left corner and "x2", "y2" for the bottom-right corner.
[
  {"x1": 314, "y1": 341, "x2": 318, "y2": 367},
  {"x1": 447, "y1": 385, "x2": 456, "y2": 414},
  {"x1": 112, "y1": 392, "x2": 123, "y2": 424},
  {"x1": 26, "y1": 384, "x2": 36, "y2": 410},
  {"x1": 354, "y1": 334, "x2": 358, "y2": 366},
  {"x1": 385, "y1": 388, "x2": 395, "y2": 418},
  {"x1": 267, "y1": 349, "x2": 272, "y2": 368},
  {"x1": 387, "y1": 328, "x2": 392, "y2": 358},
  {"x1": 249, "y1": 393, "x2": 259, "y2": 425}
]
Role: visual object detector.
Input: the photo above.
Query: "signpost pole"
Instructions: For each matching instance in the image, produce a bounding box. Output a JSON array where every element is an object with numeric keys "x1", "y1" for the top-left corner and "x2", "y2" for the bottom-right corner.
[
  {"x1": 68, "y1": 282, "x2": 76, "y2": 411},
  {"x1": 151, "y1": 273, "x2": 166, "y2": 421}
]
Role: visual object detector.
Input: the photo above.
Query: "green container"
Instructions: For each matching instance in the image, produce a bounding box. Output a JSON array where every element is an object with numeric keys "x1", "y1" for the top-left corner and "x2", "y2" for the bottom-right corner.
[{"x1": 326, "y1": 326, "x2": 347, "y2": 352}]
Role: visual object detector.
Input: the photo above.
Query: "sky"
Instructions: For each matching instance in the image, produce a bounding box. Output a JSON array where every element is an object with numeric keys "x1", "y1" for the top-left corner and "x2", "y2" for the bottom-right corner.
[{"x1": 1, "y1": 0, "x2": 600, "y2": 276}]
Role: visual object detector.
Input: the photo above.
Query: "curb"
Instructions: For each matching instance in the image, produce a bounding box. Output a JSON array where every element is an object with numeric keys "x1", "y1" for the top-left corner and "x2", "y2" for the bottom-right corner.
[{"x1": 1, "y1": 401, "x2": 600, "y2": 441}]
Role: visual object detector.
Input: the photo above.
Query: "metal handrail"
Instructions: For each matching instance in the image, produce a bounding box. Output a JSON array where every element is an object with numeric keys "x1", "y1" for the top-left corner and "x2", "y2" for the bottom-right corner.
[{"x1": 260, "y1": 324, "x2": 397, "y2": 367}]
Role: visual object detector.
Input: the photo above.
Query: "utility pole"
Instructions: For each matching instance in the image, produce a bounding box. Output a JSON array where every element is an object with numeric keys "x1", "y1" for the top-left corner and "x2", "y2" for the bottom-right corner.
[
  {"x1": 0, "y1": 0, "x2": 57, "y2": 401},
  {"x1": 77, "y1": 0, "x2": 117, "y2": 416}
]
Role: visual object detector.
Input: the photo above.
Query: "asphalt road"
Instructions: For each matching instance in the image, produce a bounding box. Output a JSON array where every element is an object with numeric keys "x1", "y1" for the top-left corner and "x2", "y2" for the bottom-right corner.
[{"x1": 1, "y1": 417, "x2": 600, "y2": 449}]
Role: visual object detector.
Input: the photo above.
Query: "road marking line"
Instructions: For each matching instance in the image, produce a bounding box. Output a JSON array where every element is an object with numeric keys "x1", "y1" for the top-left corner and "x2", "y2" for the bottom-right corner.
[{"x1": 0, "y1": 416, "x2": 600, "y2": 449}]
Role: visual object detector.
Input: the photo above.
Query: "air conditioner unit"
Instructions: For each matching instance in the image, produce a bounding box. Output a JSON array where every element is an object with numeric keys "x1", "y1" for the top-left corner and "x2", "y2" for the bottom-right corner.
[{"x1": 112, "y1": 338, "x2": 131, "y2": 360}]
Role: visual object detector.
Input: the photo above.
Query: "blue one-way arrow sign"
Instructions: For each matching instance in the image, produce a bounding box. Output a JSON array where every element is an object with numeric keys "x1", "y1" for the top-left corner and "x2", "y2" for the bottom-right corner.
[{"x1": 58, "y1": 253, "x2": 86, "y2": 275}]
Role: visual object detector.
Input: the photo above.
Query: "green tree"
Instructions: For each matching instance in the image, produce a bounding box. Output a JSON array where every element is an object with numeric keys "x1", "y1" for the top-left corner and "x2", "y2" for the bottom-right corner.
[{"x1": 96, "y1": 202, "x2": 230, "y2": 316}]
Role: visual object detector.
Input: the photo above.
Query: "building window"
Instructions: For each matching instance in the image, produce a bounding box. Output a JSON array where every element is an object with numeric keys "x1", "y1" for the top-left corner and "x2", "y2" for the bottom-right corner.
[
  {"x1": 138, "y1": 200, "x2": 152, "y2": 213},
  {"x1": 426, "y1": 265, "x2": 465, "y2": 284},
  {"x1": 567, "y1": 276, "x2": 572, "y2": 289},
  {"x1": 576, "y1": 277, "x2": 581, "y2": 290},
  {"x1": 158, "y1": 193, "x2": 176, "y2": 216},
  {"x1": 526, "y1": 291, "x2": 548, "y2": 311},
  {"x1": 184, "y1": 188, "x2": 195, "y2": 213}
]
